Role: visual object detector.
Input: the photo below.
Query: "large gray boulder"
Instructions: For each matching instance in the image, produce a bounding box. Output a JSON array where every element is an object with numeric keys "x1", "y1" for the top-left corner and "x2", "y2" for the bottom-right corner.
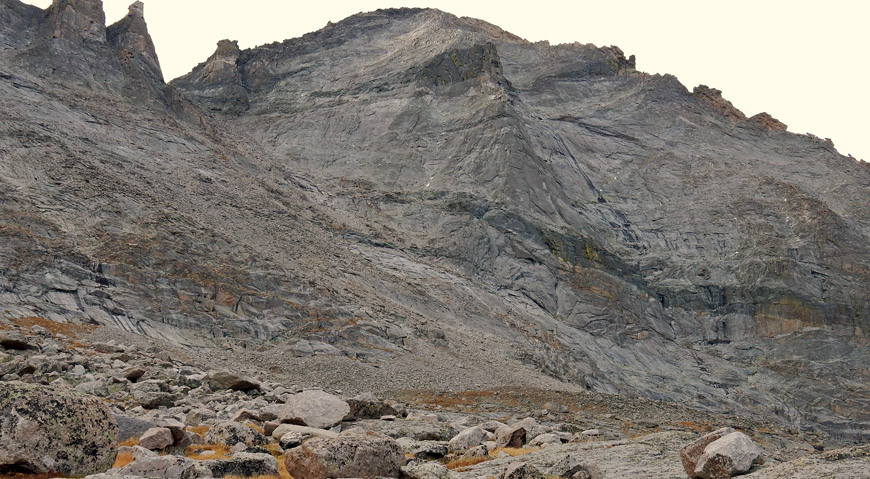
[
  {"x1": 139, "y1": 427, "x2": 174, "y2": 450},
  {"x1": 284, "y1": 427, "x2": 404, "y2": 479},
  {"x1": 0, "y1": 382, "x2": 118, "y2": 476},
  {"x1": 204, "y1": 421, "x2": 267, "y2": 446},
  {"x1": 207, "y1": 370, "x2": 261, "y2": 392},
  {"x1": 115, "y1": 454, "x2": 210, "y2": 479},
  {"x1": 693, "y1": 431, "x2": 763, "y2": 479},
  {"x1": 271, "y1": 423, "x2": 339, "y2": 441},
  {"x1": 498, "y1": 462, "x2": 543, "y2": 479},
  {"x1": 402, "y1": 461, "x2": 451, "y2": 479},
  {"x1": 448, "y1": 425, "x2": 489, "y2": 452},
  {"x1": 680, "y1": 427, "x2": 737, "y2": 476},
  {"x1": 279, "y1": 389, "x2": 350, "y2": 429},
  {"x1": 204, "y1": 452, "x2": 279, "y2": 478}
]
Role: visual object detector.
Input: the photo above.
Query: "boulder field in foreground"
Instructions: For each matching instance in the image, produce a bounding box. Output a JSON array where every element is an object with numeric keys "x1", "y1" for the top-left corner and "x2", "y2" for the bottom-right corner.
[{"x1": 0, "y1": 381, "x2": 118, "y2": 476}]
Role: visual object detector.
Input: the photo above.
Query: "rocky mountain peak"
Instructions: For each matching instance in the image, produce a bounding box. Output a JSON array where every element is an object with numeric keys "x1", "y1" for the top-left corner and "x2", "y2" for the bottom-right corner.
[
  {"x1": 107, "y1": 1, "x2": 164, "y2": 89},
  {"x1": 46, "y1": 0, "x2": 107, "y2": 44},
  {"x1": 168, "y1": 39, "x2": 247, "y2": 113}
]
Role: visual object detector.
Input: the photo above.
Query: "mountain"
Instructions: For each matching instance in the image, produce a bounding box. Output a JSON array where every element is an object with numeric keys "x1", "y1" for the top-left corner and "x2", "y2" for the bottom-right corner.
[{"x1": 1, "y1": 0, "x2": 868, "y2": 444}]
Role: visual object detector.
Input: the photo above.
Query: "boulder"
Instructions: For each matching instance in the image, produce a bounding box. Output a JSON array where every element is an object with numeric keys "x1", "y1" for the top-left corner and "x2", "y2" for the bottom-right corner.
[
  {"x1": 545, "y1": 455, "x2": 602, "y2": 479},
  {"x1": 498, "y1": 462, "x2": 543, "y2": 479},
  {"x1": 232, "y1": 408, "x2": 277, "y2": 423},
  {"x1": 204, "y1": 452, "x2": 279, "y2": 478},
  {"x1": 279, "y1": 389, "x2": 350, "y2": 429},
  {"x1": 116, "y1": 454, "x2": 210, "y2": 479},
  {"x1": 402, "y1": 461, "x2": 451, "y2": 479},
  {"x1": 400, "y1": 440, "x2": 449, "y2": 460},
  {"x1": 271, "y1": 423, "x2": 339, "y2": 441},
  {"x1": 693, "y1": 431, "x2": 763, "y2": 479},
  {"x1": 204, "y1": 421, "x2": 267, "y2": 446},
  {"x1": 123, "y1": 367, "x2": 146, "y2": 382},
  {"x1": 155, "y1": 417, "x2": 187, "y2": 444},
  {"x1": 448, "y1": 425, "x2": 488, "y2": 452},
  {"x1": 0, "y1": 331, "x2": 38, "y2": 350},
  {"x1": 0, "y1": 382, "x2": 118, "y2": 476},
  {"x1": 139, "y1": 427, "x2": 174, "y2": 450},
  {"x1": 284, "y1": 428, "x2": 404, "y2": 479},
  {"x1": 344, "y1": 393, "x2": 399, "y2": 421},
  {"x1": 279, "y1": 431, "x2": 304, "y2": 450},
  {"x1": 528, "y1": 433, "x2": 562, "y2": 448},
  {"x1": 114, "y1": 414, "x2": 155, "y2": 442},
  {"x1": 133, "y1": 390, "x2": 175, "y2": 409},
  {"x1": 680, "y1": 427, "x2": 736, "y2": 476},
  {"x1": 207, "y1": 370, "x2": 261, "y2": 391}
]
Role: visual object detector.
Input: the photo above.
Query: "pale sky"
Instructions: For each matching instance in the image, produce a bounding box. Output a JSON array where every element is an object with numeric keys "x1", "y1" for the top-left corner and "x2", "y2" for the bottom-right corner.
[{"x1": 24, "y1": 1, "x2": 869, "y2": 161}]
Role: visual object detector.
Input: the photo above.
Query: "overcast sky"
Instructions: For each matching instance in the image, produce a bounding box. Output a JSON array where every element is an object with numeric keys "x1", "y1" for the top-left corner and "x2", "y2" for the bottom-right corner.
[{"x1": 25, "y1": 1, "x2": 869, "y2": 161}]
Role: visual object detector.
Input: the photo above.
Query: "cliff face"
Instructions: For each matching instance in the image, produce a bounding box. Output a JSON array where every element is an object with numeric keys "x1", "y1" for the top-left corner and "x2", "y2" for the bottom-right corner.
[{"x1": 2, "y1": 3, "x2": 868, "y2": 441}]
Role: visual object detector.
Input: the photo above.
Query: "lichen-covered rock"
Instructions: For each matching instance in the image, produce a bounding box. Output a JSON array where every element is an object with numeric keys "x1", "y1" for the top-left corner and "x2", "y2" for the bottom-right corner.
[
  {"x1": 545, "y1": 455, "x2": 602, "y2": 479},
  {"x1": 402, "y1": 461, "x2": 451, "y2": 479},
  {"x1": 680, "y1": 427, "x2": 737, "y2": 476},
  {"x1": 204, "y1": 421, "x2": 267, "y2": 446},
  {"x1": 693, "y1": 431, "x2": 763, "y2": 479},
  {"x1": 115, "y1": 454, "x2": 210, "y2": 479},
  {"x1": 0, "y1": 381, "x2": 118, "y2": 476},
  {"x1": 448, "y1": 425, "x2": 488, "y2": 452},
  {"x1": 498, "y1": 462, "x2": 543, "y2": 479},
  {"x1": 279, "y1": 389, "x2": 350, "y2": 429},
  {"x1": 344, "y1": 393, "x2": 399, "y2": 421},
  {"x1": 284, "y1": 428, "x2": 404, "y2": 479},
  {"x1": 139, "y1": 427, "x2": 174, "y2": 450},
  {"x1": 204, "y1": 452, "x2": 279, "y2": 478},
  {"x1": 207, "y1": 370, "x2": 261, "y2": 392}
]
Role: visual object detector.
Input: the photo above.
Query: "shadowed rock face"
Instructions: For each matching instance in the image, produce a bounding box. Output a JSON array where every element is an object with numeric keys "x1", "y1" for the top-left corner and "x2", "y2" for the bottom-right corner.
[{"x1": 1, "y1": 3, "x2": 869, "y2": 443}]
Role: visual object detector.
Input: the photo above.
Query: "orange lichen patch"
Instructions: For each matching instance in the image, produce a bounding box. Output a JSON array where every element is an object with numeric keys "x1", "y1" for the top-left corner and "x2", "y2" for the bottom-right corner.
[
  {"x1": 185, "y1": 444, "x2": 232, "y2": 461},
  {"x1": 113, "y1": 450, "x2": 136, "y2": 468},
  {"x1": 446, "y1": 455, "x2": 493, "y2": 470},
  {"x1": 187, "y1": 425, "x2": 211, "y2": 436},
  {"x1": 119, "y1": 437, "x2": 141, "y2": 447},
  {"x1": 4, "y1": 316, "x2": 96, "y2": 338}
]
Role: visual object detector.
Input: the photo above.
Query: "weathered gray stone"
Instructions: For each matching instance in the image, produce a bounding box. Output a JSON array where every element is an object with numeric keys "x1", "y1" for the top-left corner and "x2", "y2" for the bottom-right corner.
[
  {"x1": 402, "y1": 461, "x2": 451, "y2": 479},
  {"x1": 693, "y1": 431, "x2": 763, "y2": 479},
  {"x1": 498, "y1": 462, "x2": 543, "y2": 479},
  {"x1": 204, "y1": 452, "x2": 279, "y2": 478},
  {"x1": 271, "y1": 423, "x2": 339, "y2": 441},
  {"x1": 116, "y1": 454, "x2": 210, "y2": 479},
  {"x1": 204, "y1": 421, "x2": 267, "y2": 446},
  {"x1": 139, "y1": 427, "x2": 174, "y2": 450},
  {"x1": 545, "y1": 455, "x2": 603, "y2": 479},
  {"x1": 279, "y1": 389, "x2": 350, "y2": 429},
  {"x1": 284, "y1": 427, "x2": 404, "y2": 479},
  {"x1": 680, "y1": 427, "x2": 737, "y2": 477},
  {"x1": 449, "y1": 425, "x2": 489, "y2": 452},
  {"x1": 0, "y1": 382, "x2": 118, "y2": 476},
  {"x1": 207, "y1": 370, "x2": 261, "y2": 392}
]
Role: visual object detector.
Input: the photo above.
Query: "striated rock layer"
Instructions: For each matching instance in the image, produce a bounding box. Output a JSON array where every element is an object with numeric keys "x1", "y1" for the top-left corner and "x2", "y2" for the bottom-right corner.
[{"x1": 1, "y1": 3, "x2": 868, "y2": 443}]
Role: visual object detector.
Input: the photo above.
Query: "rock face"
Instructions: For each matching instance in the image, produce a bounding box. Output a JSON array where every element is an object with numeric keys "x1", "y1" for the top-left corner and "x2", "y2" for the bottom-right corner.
[
  {"x1": 0, "y1": 382, "x2": 118, "y2": 476},
  {"x1": 279, "y1": 390, "x2": 350, "y2": 429},
  {"x1": 1, "y1": 2, "x2": 869, "y2": 444},
  {"x1": 284, "y1": 428, "x2": 404, "y2": 479}
]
